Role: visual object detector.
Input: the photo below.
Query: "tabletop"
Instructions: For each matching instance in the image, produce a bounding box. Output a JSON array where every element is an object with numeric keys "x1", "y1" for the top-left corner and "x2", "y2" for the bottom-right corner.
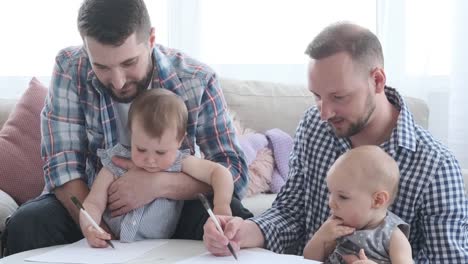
[{"x1": 0, "y1": 239, "x2": 207, "y2": 264}]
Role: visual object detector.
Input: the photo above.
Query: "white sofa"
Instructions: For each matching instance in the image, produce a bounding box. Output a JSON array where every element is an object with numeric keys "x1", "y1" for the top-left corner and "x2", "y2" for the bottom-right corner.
[{"x1": 0, "y1": 78, "x2": 466, "y2": 229}]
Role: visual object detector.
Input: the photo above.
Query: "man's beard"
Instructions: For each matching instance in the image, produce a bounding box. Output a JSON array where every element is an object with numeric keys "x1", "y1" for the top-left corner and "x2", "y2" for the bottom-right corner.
[
  {"x1": 104, "y1": 63, "x2": 153, "y2": 103},
  {"x1": 332, "y1": 91, "x2": 375, "y2": 138}
]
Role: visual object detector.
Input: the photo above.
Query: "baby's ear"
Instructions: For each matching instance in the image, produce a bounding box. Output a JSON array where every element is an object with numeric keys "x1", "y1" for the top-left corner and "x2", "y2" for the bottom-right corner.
[{"x1": 372, "y1": 191, "x2": 390, "y2": 209}]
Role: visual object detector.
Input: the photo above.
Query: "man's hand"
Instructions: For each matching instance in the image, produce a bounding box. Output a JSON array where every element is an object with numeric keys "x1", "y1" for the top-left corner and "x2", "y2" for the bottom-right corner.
[
  {"x1": 108, "y1": 156, "x2": 157, "y2": 217},
  {"x1": 342, "y1": 249, "x2": 377, "y2": 264},
  {"x1": 203, "y1": 215, "x2": 244, "y2": 256}
]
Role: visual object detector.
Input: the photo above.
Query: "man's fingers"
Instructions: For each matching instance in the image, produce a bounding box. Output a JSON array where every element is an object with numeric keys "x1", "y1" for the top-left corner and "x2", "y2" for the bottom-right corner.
[
  {"x1": 111, "y1": 156, "x2": 134, "y2": 170},
  {"x1": 203, "y1": 235, "x2": 232, "y2": 256},
  {"x1": 110, "y1": 205, "x2": 129, "y2": 217},
  {"x1": 358, "y1": 249, "x2": 368, "y2": 260},
  {"x1": 341, "y1": 254, "x2": 359, "y2": 264},
  {"x1": 203, "y1": 220, "x2": 229, "y2": 245},
  {"x1": 223, "y1": 217, "x2": 243, "y2": 239},
  {"x1": 108, "y1": 190, "x2": 122, "y2": 206},
  {"x1": 108, "y1": 178, "x2": 121, "y2": 197}
]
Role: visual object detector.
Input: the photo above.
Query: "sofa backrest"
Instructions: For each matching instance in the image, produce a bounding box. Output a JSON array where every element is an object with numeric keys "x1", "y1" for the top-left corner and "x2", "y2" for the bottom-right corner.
[
  {"x1": 220, "y1": 79, "x2": 429, "y2": 136},
  {"x1": 0, "y1": 80, "x2": 430, "y2": 135}
]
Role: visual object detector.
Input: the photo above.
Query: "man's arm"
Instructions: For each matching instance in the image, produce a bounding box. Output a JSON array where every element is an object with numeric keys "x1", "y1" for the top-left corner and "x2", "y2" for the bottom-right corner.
[
  {"x1": 54, "y1": 179, "x2": 89, "y2": 224},
  {"x1": 195, "y1": 75, "x2": 249, "y2": 198},
  {"x1": 414, "y1": 157, "x2": 468, "y2": 262},
  {"x1": 204, "y1": 216, "x2": 265, "y2": 256},
  {"x1": 107, "y1": 160, "x2": 212, "y2": 217},
  {"x1": 42, "y1": 49, "x2": 91, "y2": 223}
]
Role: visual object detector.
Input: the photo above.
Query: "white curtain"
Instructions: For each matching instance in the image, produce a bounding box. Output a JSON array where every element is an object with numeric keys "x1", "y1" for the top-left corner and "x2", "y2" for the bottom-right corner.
[
  {"x1": 449, "y1": 0, "x2": 468, "y2": 168},
  {"x1": 378, "y1": 0, "x2": 468, "y2": 167},
  {"x1": 2, "y1": 0, "x2": 466, "y2": 167}
]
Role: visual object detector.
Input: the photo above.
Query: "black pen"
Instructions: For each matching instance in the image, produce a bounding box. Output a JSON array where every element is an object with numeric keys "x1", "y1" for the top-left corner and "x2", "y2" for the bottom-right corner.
[
  {"x1": 70, "y1": 196, "x2": 115, "y2": 249},
  {"x1": 198, "y1": 193, "x2": 238, "y2": 260}
]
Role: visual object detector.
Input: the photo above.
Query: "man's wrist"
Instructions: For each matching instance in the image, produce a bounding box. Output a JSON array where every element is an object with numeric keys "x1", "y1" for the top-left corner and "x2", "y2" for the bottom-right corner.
[
  {"x1": 239, "y1": 220, "x2": 265, "y2": 249},
  {"x1": 149, "y1": 171, "x2": 165, "y2": 199}
]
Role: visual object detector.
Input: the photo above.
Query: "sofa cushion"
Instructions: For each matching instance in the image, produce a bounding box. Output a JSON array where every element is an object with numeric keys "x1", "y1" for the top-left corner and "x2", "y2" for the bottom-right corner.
[
  {"x1": 0, "y1": 77, "x2": 47, "y2": 204},
  {"x1": 221, "y1": 79, "x2": 313, "y2": 136}
]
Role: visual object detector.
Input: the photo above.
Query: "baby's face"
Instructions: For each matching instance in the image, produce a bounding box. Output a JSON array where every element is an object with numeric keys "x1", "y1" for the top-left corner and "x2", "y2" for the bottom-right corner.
[
  {"x1": 130, "y1": 120, "x2": 181, "y2": 173},
  {"x1": 326, "y1": 168, "x2": 376, "y2": 229}
]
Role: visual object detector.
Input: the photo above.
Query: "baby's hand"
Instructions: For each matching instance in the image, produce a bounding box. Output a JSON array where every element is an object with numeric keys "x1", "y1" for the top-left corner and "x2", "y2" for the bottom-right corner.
[
  {"x1": 314, "y1": 216, "x2": 355, "y2": 244},
  {"x1": 83, "y1": 225, "x2": 112, "y2": 248},
  {"x1": 213, "y1": 204, "x2": 232, "y2": 216}
]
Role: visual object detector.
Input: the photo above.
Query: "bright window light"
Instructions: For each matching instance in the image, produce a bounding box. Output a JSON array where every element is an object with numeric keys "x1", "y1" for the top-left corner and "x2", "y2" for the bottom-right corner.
[
  {"x1": 0, "y1": 0, "x2": 167, "y2": 77},
  {"x1": 405, "y1": 0, "x2": 452, "y2": 76},
  {"x1": 199, "y1": 0, "x2": 377, "y2": 64}
]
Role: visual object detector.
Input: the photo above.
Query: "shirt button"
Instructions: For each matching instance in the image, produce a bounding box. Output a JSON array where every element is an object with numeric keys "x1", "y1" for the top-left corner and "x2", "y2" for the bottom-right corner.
[{"x1": 133, "y1": 221, "x2": 136, "y2": 226}]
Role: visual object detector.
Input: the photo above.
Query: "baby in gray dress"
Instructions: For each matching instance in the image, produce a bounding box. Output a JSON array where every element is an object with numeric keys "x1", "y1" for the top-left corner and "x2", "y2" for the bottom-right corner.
[
  {"x1": 303, "y1": 146, "x2": 412, "y2": 264},
  {"x1": 79, "y1": 89, "x2": 234, "y2": 247}
]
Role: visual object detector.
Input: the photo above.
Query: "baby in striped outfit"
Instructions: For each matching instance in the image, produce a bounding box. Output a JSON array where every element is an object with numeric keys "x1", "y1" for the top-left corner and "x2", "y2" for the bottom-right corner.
[
  {"x1": 303, "y1": 146, "x2": 413, "y2": 264},
  {"x1": 79, "y1": 89, "x2": 234, "y2": 247}
]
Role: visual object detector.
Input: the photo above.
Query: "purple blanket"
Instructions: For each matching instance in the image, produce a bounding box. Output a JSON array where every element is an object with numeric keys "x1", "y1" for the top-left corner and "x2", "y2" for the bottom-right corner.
[{"x1": 238, "y1": 128, "x2": 293, "y2": 193}]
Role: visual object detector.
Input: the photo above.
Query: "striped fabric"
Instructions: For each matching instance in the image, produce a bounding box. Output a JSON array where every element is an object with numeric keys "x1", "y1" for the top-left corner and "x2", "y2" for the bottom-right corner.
[
  {"x1": 251, "y1": 87, "x2": 468, "y2": 263},
  {"x1": 99, "y1": 144, "x2": 187, "y2": 241},
  {"x1": 40, "y1": 44, "x2": 248, "y2": 198}
]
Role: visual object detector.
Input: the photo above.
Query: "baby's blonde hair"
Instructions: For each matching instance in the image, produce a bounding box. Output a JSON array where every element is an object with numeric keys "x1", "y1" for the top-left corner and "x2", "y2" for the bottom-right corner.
[
  {"x1": 331, "y1": 145, "x2": 400, "y2": 204},
  {"x1": 128, "y1": 89, "x2": 187, "y2": 141}
]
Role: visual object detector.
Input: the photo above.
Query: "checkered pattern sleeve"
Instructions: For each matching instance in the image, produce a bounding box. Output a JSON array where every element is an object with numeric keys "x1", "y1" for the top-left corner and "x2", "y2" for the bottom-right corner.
[
  {"x1": 250, "y1": 117, "x2": 309, "y2": 253},
  {"x1": 195, "y1": 76, "x2": 249, "y2": 198},
  {"x1": 41, "y1": 49, "x2": 88, "y2": 192},
  {"x1": 414, "y1": 155, "x2": 468, "y2": 263}
]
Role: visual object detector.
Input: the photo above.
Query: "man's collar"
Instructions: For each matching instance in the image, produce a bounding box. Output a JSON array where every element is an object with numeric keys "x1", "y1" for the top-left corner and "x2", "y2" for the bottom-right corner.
[{"x1": 331, "y1": 86, "x2": 417, "y2": 153}]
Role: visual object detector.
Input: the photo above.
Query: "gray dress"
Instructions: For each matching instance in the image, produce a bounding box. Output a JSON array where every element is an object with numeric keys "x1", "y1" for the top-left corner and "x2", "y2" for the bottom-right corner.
[
  {"x1": 327, "y1": 211, "x2": 410, "y2": 264},
  {"x1": 96, "y1": 143, "x2": 189, "y2": 242}
]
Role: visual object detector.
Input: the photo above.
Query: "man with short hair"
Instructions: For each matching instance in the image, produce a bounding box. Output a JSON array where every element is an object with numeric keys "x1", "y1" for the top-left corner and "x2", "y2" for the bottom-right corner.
[
  {"x1": 203, "y1": 22, "x2": 468, "y2": 263},
  {"x1": 3, "y1": 0, "x2": 252, "y2": 255}
]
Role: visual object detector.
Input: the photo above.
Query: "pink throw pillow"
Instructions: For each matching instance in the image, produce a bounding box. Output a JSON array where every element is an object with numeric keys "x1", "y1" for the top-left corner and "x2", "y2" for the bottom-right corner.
[
  {"x1": 0, "y1": 77, "x2": 47, "y2": 204},
  {"x1": 246, "y1": 148, "x2": 274, "y2": 197}
]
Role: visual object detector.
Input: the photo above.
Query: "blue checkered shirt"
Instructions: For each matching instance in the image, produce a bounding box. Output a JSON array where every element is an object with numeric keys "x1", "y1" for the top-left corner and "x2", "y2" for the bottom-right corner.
[
  {"x1": 251, "y1": 87, "x2": 468, "y2": 263},
  {"x1": 41, "y1": 44, "x2": 248, "y2": 198}
]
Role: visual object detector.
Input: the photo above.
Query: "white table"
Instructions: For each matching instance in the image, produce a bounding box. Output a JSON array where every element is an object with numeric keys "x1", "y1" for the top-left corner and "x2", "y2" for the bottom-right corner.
[{"x1": 0, "y1": 239, "x2": 206, "y2": 264}]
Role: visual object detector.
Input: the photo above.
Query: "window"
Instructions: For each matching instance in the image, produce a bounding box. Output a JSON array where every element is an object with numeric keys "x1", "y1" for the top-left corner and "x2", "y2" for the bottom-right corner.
[
  {"x1": 405, "y1": 0, "x2": 452, "y2": 75},
  {"x1": 0, "y1": 0, "x2": 168, "y2": 77},
  {"x1": 198, "y1": 0, "x2": 377, "y2": 64}
]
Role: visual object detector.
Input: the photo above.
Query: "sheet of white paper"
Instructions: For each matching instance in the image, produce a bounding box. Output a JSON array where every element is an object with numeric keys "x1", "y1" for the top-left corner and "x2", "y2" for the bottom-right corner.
[
  {"x1": 175, "y1": 249, "x2": 322, "y2": 264},
  {"x1": 25, "y1": 239, "x2": 167, "y2": 264}
]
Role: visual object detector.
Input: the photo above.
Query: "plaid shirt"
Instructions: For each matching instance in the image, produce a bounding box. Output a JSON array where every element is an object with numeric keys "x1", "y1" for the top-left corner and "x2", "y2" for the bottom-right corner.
[
  {"x1": 40, "y1": 44, "x2": 248, "y2": 198},
  {"x1": 251, "y1": 87, "x2": 468, "y2": 263}
]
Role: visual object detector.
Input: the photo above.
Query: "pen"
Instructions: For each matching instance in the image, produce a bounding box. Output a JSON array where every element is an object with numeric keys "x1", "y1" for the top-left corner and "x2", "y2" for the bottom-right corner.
[
  {"x1": 70, "y1": 196, "x2": 115, "y2": 249},
  {"x1": 197, "y1": 193, "x2": 238, "y2": 261}
]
